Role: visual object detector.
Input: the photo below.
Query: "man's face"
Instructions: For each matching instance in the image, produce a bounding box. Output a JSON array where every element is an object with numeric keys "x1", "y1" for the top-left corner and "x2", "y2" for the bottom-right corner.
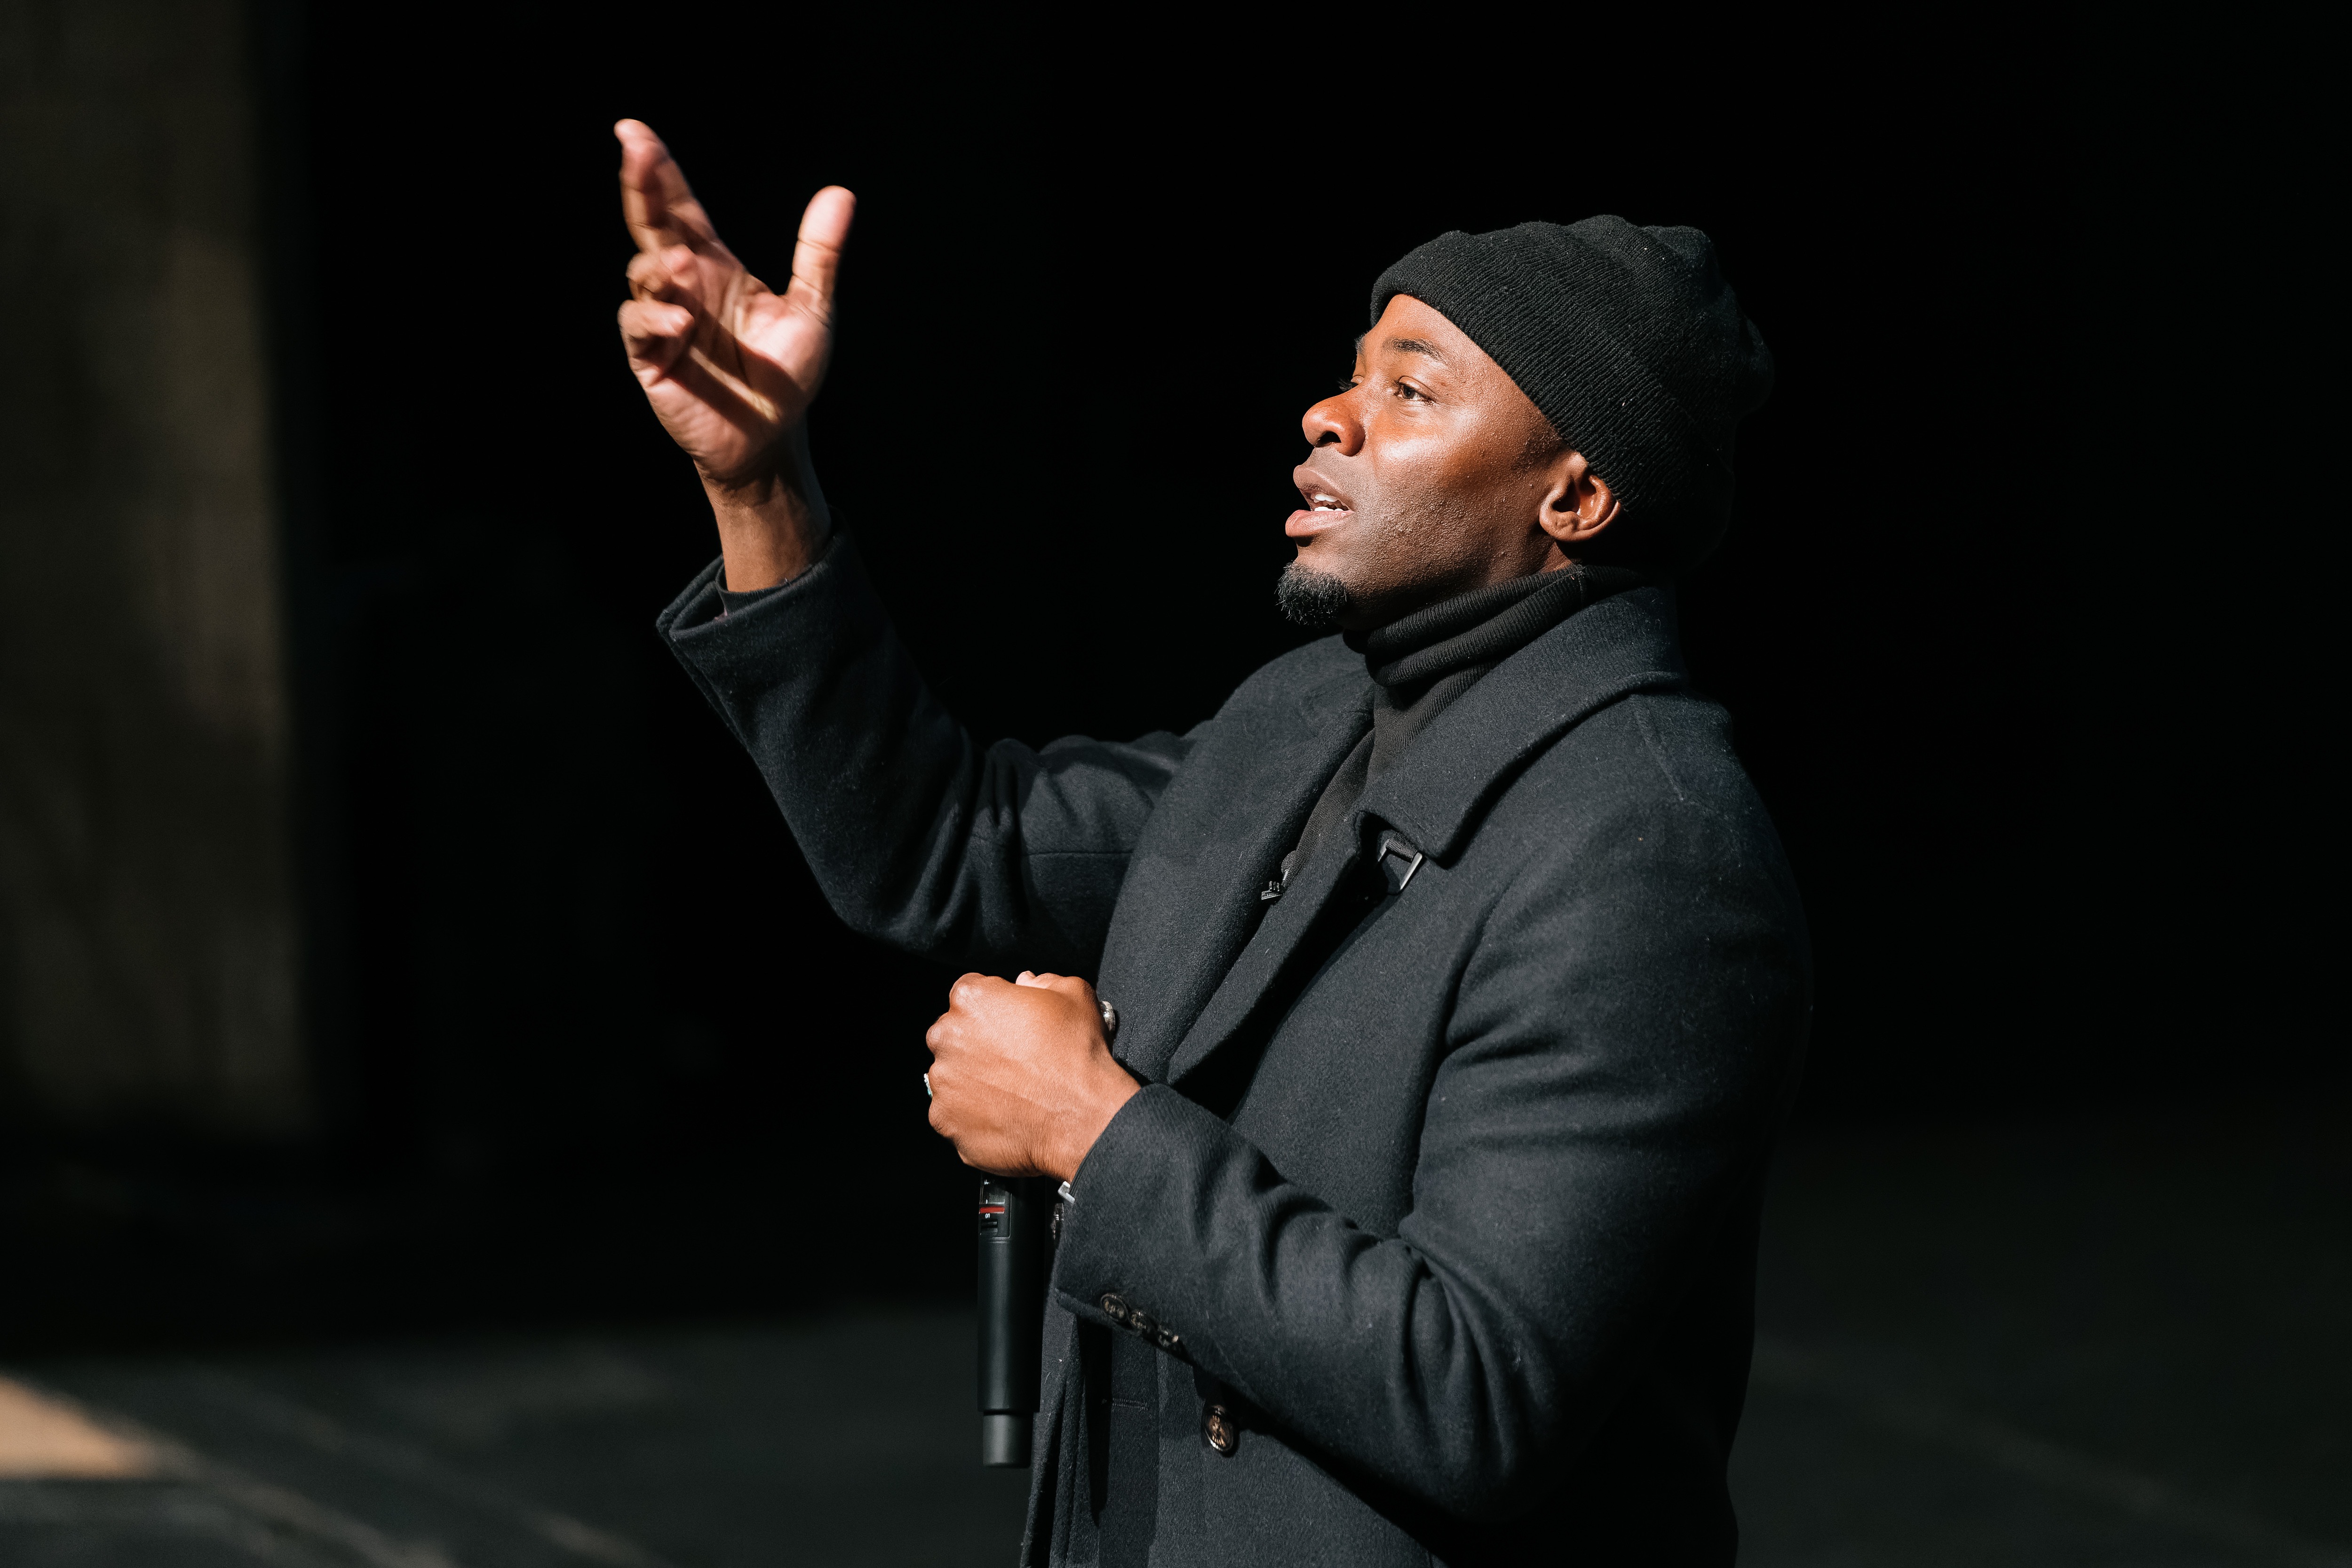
[{"x1": 1286, "y1": 294, "x2": 1573, "y2": 631}]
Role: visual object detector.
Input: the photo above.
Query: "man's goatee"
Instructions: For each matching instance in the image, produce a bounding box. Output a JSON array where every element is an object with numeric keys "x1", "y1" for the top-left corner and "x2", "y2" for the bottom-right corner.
[{"x1": 1275, "y1": 563, "x2": 1351, "y2": 629}]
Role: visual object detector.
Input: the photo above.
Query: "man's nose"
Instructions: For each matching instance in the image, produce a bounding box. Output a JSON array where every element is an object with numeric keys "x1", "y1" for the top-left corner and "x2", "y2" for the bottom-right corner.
[{"x1": 1301, "y1": 390, "x2": 1364, "y2": 454}]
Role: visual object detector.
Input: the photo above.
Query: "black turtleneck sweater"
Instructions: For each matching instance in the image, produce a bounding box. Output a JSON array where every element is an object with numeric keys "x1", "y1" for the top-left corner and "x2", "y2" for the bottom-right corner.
[{"x1": 1275, "y1": 564, "x2": 1643, "y2": 893}]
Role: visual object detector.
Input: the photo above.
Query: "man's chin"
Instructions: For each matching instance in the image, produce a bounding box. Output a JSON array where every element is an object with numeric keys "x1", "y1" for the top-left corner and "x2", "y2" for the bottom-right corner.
[{"x1": 1274, "y1": 561, "x2": 1354, "y2": 630}]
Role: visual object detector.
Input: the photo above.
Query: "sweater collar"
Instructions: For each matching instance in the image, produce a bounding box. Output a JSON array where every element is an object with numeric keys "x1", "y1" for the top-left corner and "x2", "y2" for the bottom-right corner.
[{"x1": 1346, "y1": 563, "x2": 1647, "y2": 692}]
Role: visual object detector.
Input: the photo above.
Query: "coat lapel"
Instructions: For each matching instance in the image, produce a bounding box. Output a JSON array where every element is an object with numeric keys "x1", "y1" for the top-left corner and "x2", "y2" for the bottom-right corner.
[
  {"x1": 1104, "y1": 669, "x2": 1372, "y2": 1085},
  {"x1": 1152, "y1": 794, "x2": 1379, "y2": 1088},
  {"x1": 1159, "y1": 586, "x2": 1689, "y2": 1089}
]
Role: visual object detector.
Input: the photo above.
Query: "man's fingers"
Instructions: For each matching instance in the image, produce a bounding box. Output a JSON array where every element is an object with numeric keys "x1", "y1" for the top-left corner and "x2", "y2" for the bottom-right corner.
[
  {"x1": 783, "y1": 185, "x2": 856, "y2": 323},
  {"x1": 624, "y1": 247, "x2": 674, "y2": 301},
  {"x1": 618, "y1": 296, "x2": 694, "y2": 342},
  {"x1": 615, "y1": 119, "x2": 681, "y2": 250},
  {"x1": 1034, "y1": 972, "x2": 1093, "y2": 1003},
  {"x1": 617, "y1": 299, "x2": 694, "y2": 375},
  {"x1": 625, "y1": 243, "x2": 708, "y2": 305},
  {"x1": 615, "y1": 118, "x2": 724, "y2": 255}
]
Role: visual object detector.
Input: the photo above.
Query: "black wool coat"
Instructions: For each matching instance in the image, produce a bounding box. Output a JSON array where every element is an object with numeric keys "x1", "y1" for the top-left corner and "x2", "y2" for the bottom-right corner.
[{"x1": 659, "y1": 540, "x2": 1811, "y2": 1567}]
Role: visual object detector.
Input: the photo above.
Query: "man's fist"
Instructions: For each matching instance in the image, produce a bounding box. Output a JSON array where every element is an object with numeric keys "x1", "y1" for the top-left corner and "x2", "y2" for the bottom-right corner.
[{"x1": 924, "y1": 971, "x2": 1140, "y2": 1182}]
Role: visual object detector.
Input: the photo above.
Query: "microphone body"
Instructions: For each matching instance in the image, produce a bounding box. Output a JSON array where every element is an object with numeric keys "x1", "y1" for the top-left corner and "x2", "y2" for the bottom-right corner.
[{"x1": 977, "y1": 1174, "x2": 1051, "y2": 1466}]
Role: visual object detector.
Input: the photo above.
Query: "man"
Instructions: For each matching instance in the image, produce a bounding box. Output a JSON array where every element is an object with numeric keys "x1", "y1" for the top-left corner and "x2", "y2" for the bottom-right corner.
[{"x1": 618, "y1": 117, "x2": 1808, "y2": 1566}]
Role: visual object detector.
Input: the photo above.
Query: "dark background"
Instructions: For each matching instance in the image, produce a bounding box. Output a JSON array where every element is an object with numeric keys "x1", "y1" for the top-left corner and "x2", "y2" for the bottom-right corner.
[{"x1": 10, "y1": 11, "x2": 2336, "y2": 1347}]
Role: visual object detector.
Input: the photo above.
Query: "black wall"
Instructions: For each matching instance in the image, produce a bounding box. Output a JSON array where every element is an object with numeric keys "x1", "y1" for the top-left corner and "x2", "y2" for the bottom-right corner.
[{"x1": 275, "y1": 12, "x2": 2335, "y2": 1233}]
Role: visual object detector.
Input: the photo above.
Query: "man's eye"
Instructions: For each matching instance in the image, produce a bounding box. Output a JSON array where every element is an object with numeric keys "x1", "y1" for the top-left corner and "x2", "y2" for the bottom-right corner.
[{"x1": 1393, "y1": 382, "x2": 1426, "y2": 400}]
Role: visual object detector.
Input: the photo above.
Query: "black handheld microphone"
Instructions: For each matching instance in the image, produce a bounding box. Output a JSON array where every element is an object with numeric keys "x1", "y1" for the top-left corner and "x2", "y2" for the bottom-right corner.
[{"x1": 977, "y1": 1174, "x2": 1050, "y2": 1466}]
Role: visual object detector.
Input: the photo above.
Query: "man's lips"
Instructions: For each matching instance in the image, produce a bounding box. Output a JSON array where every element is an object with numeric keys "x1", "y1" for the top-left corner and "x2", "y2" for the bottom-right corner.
[{"x1": 1287, "y1": 477, "x2": 1354, "y2": 539}]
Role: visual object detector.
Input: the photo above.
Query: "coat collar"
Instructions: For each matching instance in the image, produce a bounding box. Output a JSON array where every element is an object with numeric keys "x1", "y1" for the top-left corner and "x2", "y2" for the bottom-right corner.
[
  {"x1": 1156, "y1": 585, "x2": 1686, "y2": 1089},
  {"x1": 1351, "y1": 584, "x2": 1687, "y2": 862}
]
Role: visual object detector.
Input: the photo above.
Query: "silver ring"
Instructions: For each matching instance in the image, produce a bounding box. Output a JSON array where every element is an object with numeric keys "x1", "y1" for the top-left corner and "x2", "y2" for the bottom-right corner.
[{"x1": 923, "y1": 1071, "x2": 933, "y2": 1100}]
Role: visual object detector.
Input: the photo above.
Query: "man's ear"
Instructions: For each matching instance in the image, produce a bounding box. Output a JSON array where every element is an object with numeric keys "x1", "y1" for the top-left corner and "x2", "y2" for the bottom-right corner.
[{"x1": 1537, "y1": 449, "x2": 1619, "y2": 552}]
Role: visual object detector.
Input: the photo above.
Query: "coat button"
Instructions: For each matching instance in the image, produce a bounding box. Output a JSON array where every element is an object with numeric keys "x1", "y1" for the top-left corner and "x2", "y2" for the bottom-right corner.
[{"x1": 1203, "y1": 1402, "x2": 1238, "y2": 1456}]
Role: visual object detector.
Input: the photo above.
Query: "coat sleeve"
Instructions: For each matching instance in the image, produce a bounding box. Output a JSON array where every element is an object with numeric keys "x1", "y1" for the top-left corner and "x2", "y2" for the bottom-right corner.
[
  {"x1": 1046, "y1": 782, "x2": 1809, "y2": 1522},
  {"x1": 657, "y1": 537, "x2": 1192, "y2": 975}
]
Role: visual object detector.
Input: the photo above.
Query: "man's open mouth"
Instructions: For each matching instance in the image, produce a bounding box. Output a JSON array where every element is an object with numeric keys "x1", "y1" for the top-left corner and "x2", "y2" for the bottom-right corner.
[{"x1": 1287, "y1": 482, "x2": 1355, "y2": 537}]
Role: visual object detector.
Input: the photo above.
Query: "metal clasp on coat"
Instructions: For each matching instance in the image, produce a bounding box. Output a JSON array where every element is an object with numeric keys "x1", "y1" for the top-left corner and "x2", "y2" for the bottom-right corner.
[{"x1": 1375, "y1": 833, "x2": 1425, "y2": 894}]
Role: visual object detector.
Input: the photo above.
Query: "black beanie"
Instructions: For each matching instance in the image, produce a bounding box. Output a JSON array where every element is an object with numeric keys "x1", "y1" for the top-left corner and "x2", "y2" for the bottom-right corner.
[{"x1": 1373, "y1": 217, "x2": 1773, "y2": 572}]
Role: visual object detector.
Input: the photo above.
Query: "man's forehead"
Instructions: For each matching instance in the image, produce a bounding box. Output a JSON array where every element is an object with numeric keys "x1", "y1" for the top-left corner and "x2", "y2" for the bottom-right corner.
[{"x1": 1354, "y1": 332, "x2": 1449, "y2": 364}]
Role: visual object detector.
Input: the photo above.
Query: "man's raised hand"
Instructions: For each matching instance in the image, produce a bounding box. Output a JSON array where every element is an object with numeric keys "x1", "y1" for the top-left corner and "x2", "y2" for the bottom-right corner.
[{"x1": 615, "y1": 120, "x2": 854, "y2": 587}]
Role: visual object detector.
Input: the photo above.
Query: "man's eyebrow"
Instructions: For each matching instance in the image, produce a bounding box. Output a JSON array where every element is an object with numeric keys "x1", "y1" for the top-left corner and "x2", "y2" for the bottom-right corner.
[{"x1": 1384, "y1": 336, "x2": 1444, "y2": 360}]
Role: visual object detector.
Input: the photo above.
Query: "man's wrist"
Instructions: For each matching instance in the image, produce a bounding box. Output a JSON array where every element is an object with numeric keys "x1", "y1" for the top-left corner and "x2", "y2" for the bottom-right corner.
[
  {"x1": 1054, "y1": 1068, "x2": 1139, "y2": 1185},
  {"x1": 703, "y1": 432, "x2": 830, "y2": 590}
]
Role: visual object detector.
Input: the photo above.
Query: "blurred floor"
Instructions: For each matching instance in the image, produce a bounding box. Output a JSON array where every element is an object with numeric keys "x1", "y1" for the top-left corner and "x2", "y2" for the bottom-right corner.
[
  {"x1": 1732, "y1": 1090, "x2": 2349, "y2": 1568},
  {"x1": 0, "y1": 1311, "x2": 1030, "y2": 1567},
  {"x1": 3, "y1": 1092, "x2": 2344, "y2": 1567}
]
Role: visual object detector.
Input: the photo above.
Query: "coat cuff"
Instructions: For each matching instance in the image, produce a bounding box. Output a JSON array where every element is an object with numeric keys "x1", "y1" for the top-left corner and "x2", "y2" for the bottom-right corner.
[
  {"x1": 652, "y1": 533, "x2": 857, "y2": 745},
  {"x1": 1050, "y1": 1082, "x2": 1235, "y2": 1368},
  {"x1": 654, "y1": 529, "x2": 849, "y2": 645},
  {"x1": 657, "y1": 556, "x2": 728, "y2": 635}
]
